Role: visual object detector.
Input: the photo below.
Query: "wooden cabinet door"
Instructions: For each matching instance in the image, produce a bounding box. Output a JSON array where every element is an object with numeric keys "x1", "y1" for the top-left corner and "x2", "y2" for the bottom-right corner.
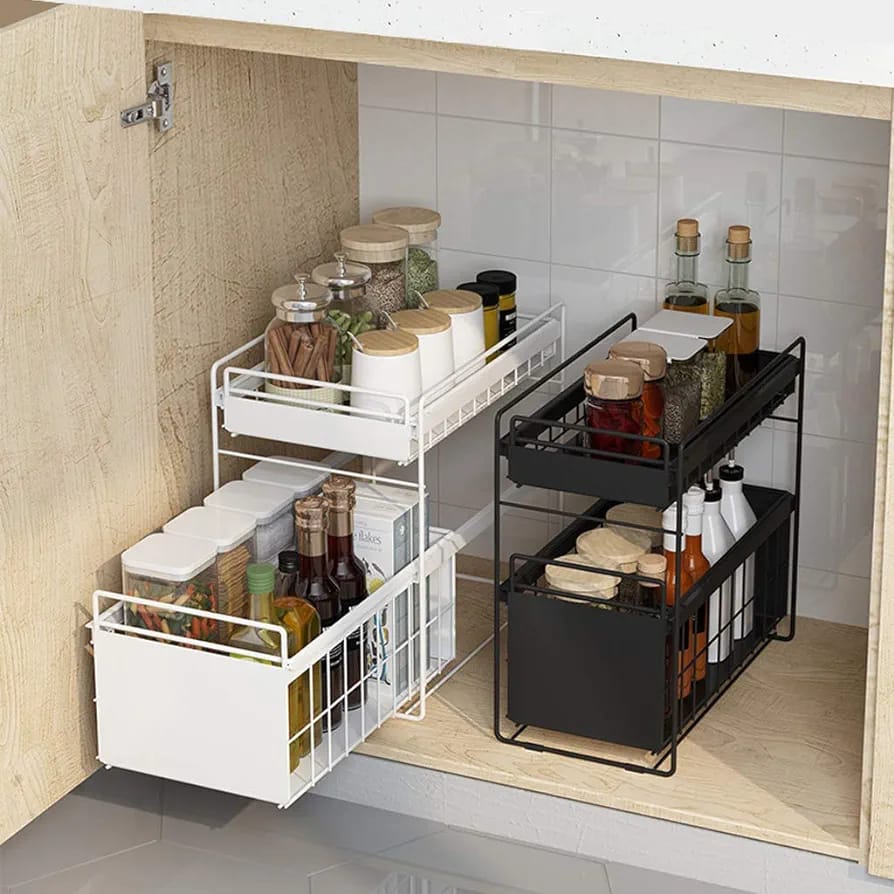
[{"x1": 0, "y1": 5, "x2": 167, "y2": 843}]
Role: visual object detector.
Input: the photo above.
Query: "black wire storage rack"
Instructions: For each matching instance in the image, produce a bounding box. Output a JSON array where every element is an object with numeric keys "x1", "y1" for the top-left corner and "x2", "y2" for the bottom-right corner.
[{"x1": 492, "y1": 313, "x2": 805, "y2": 777}]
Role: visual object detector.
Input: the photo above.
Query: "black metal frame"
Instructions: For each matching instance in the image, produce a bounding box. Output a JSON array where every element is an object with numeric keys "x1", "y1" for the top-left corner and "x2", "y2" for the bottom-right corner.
[{"x1": 492, "y1": 313, "x2": 806, "y2": 776}]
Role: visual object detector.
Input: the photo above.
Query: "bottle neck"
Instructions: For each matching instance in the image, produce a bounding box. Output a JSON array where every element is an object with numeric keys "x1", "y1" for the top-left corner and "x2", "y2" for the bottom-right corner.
[
  {"x1": 250, "y1": 590, "x2": 275, "y2": 625},
  {"x1": 328, "y1": 507, "x2": 353, "y2": 539},
  {"x1": 298, "y1": 528, "x2": 329, "y2": 578},
  {"x1": 675, "y1": 251, "x2": 699, "y2": 284},
  {"x1": 726, "y1": 258, "x2": 750, "y2": 291}
]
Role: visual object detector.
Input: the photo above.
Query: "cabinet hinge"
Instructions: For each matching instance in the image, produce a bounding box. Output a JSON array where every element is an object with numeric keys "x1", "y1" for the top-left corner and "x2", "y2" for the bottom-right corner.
[{"x1": 121, "y1": 62, "x2": 174, "y2": 132}]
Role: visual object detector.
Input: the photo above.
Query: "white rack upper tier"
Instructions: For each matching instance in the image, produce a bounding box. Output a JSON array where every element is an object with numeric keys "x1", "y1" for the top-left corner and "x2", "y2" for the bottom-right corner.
[{"x1": 213, "y1": 304, "x2": 564, "y2": 464}]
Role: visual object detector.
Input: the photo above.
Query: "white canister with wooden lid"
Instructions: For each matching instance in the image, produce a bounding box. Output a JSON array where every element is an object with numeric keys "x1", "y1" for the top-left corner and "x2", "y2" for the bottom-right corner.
[
  {"x1": 340, "y1": 224, "x2": 409, "y2": 323},
  {"x1": 543, "y1": 553, "x2": 620, "y2": 607},
  {"x1": 390, "y1": 308, "x2": 455, "y2": 395},
  {"x1": 422, "y1": 289, "x2": 486, "y2": 373},
  {"x1": 575, "y1": 526, "x2": 649, "y2": 574},
  {"x1": 350, "y1": 328, "x2": 422, "y2": 418}
]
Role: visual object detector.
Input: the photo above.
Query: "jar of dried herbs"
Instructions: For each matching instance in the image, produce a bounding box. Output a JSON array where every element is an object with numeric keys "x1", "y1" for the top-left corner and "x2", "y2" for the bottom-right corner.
[
  {"x1": 698, "y1": 342, "x2": 726, "y2": 420},
  {"x1": 340, "y1": 224, "x2": 409, "y2": 324},
  {"x1": 664, "y1": 360, "x2": 702, "y2": 444},
  {"x1": 371, "y1": 207, "x2": 440, "y2": 302}
]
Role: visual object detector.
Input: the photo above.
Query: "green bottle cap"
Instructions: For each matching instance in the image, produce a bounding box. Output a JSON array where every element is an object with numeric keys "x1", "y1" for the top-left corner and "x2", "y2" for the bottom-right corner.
[{"x1": 246, "y1": 563, "x2": 275, "y2": 594}]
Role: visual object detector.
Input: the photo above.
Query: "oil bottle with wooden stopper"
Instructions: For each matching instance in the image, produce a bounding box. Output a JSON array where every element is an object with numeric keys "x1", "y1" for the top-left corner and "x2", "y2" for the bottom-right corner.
[
  {"x1": 713, "y1": 225, "x2": 761, "y2": 395},
  {"x1": 663, "y1": 218, "x2": 709, "y2": 314}
]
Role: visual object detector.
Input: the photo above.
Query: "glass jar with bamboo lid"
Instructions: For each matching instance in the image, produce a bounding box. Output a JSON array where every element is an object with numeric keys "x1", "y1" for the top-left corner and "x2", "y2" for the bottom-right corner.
[
  {"x1": 371, "y1": 206, "x2": 441, "y2": 299},
  {"x1": 339, "y1": 223, "x2": 409, "y2": 324}
]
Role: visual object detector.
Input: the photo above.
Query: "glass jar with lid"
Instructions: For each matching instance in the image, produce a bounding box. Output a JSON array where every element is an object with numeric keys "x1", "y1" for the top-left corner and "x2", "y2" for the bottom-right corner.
[
  {"x1": 371, "y1": 207, "x2": 441, "y2": 301},
  {"x1": 312, "y1": 252, "x2": 376, "y2": 386},
  {"x1": 340, "y1": 224, "x2": 409, "y2": 324},
  {"x1": 265, "y1": 274, "x2": 343, "y2": 391},
  {"x1": 607, "y1": 341, "x2": 667, "y2": 459},
  {"x1": 583, "y1": 359, "x2": 645, "y2": 458}
]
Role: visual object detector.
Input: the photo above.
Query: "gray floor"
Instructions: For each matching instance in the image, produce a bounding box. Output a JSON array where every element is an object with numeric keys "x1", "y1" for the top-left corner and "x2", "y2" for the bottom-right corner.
[{"x1": 0, "y1": 771, "x2": 745, "y2": 894}]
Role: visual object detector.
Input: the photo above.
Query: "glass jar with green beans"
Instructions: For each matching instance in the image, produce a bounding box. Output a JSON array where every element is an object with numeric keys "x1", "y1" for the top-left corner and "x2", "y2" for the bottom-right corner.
[{"x1": 312, "y1": 252, "x2": 377, "y2": 385}]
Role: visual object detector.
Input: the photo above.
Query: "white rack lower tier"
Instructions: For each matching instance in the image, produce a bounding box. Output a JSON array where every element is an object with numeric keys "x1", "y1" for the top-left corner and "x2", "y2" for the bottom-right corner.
[
  {"x1": 92, "y1": 529, "x2": 460, "y2": 807},
  {"x1": 215, "y1": 305, "x2": 564, "y2": 464}
]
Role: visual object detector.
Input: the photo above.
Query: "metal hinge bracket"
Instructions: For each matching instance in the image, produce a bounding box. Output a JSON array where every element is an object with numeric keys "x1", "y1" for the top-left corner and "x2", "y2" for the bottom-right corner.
[{"x1": 121, "y1": 62, "x2": 174, "y2": 132}]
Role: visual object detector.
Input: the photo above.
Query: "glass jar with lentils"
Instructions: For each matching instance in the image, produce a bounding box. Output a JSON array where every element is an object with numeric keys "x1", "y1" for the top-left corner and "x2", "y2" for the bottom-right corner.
[{"x1": 339, "y1": 224, "x2": 409, "y2": 326}]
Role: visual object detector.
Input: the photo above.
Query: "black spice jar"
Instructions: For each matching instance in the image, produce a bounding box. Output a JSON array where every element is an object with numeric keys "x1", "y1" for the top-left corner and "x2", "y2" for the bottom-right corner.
[{"x1": 477, "y1": 270, "x2": 517, "y2": 350}]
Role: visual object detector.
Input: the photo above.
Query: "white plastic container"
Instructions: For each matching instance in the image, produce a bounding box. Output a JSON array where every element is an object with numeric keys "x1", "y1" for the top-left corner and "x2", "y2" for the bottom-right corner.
[
  {"x1": 719, "y1": 461, "x2": 757, "y2": 641},
  {"x1": 422, "y1": 289, "x2": 485, "y2": 373},
  {"x1": 204, "y1": 480, "x2": 295, "y2": 564},
  {"x1": 121, "y1": 533, "x2": 221, "y2": 643},
  {"x1": 350, "y1": 328, "x2": 422, "y2": 419},
  {"x1": 390, "y1": 308, "x2": 455, "y2": 395},
  {"x1": 698, "y1": 481, "x2": 736, "y2": 664},
  {"x1": 242, "y1": 456, "x2": 329, "y2": 499},
  {"x1": 162, "y1": 506, "x2": 256, "y2": 623}
]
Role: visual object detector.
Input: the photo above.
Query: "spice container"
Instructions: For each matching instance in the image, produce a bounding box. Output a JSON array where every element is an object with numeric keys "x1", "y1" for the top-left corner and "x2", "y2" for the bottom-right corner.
[
  {"x1": 203, "y1": 480, "x2": 295, "y2": 564},
  {"x1": 664, "y1": 362, "x2": 702, "y2": 444},
  {"x1": 312, "y1": 252, "x2": 376, "y2": 385},
  {"x1": 663, "y1": 218, "x2": 709, "y2": 314},
  {"x1": 605, "y1": 503, "x2": 664, "y2": 549},
  {"x1": 607, "y1": 341, "x2": 667, "y2": 459},
  {"x1": 423, "y1": 289, "x2": 486, "y2": 373},
  {"x1": 265, "y1": 274, "x2": 343, "y2": 400},
  {"x1": 583, "y1": 359, "x2": 644, "y2": 458},
  {"x1": 456, "y1": 282, "x2": 500, "y2": 358},
  {"x1": 371, "y1": 207, "x2": 441, "y2": 299},
  {"x1": 638, "y1": 310, "x2": 732, "y2": 420},
  {"x1": 340, "y1": 224, "x2": 409, "y2": 323},
  {"x1": 350, "y1": 329, "x2": 422, "y2": 417},
  {"x1": 543, "y1": 553, "x2": 619, "y2": 606},
  {"x1": 576, "y1": 526, "x2": 648, "y2": 574},
  {"x1": 242, "y1": 456, "x2": 329, "y2": 500},
  {"x1": 477, "y1": 270, "x2": 517, "y2": 350},
  {"x1": 121, "y1": 533, "x2": 220, "y2": 643},
  {"x1": 162, "y1": 506, "x2": 256, "y2": 637},
  {"x1": 636, "y1": 553, "x2": 667, "y2": 609},
  {"x1": 390, "y1": 308, "x2": 455, "y2": 394}
]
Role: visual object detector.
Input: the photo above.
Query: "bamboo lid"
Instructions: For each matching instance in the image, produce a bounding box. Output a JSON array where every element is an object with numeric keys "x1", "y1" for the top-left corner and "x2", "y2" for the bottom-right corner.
[
  {"x1": 584, "y1": 359, "x2": 644, "y2": 400},
  {"x1": 675, "y1": 218, "x2": 700, "y2": 253},
  {"x1": 340, "y1": 224, "x2": 409, "y2": 263},
  {"x1": 355, "y1": 328, "x2": 419, "y2": 357},
  {"x1": 608, "y1": 340, "x2": 668, "y2": 381},
  {"x1": 576, "y1": 526, "x2": 648, "y2": 567},
  {"x1": 390, "y1": 308, "x2": 452, "y2": 335},
  {"x1": 605, "y1": 503, "x2": 664, "y2": 549},
  {"x1": 544, "y1": 553, "x2": 620, "y2": 594},
  {"x1": 637, "y1": 553, "x2": 667, "y2": 579},
  {"x1": 371, "y1": 206, "x2": 441, "y2": 243},
  {"x1": 727, "y1": 224, "x2": 752, "y2": 260},
  {"x1": 424, "y1": 289, "x2": 482, "y2": 315}
]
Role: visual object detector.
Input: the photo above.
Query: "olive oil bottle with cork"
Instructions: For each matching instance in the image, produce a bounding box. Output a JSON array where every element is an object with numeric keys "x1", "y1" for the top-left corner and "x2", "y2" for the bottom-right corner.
[
  {"x1": 663, "y1": 218, "x2": 709, "y2": 314},
  {"x1": 713, "y1": 225, "x2": 761, "y2": 395}
]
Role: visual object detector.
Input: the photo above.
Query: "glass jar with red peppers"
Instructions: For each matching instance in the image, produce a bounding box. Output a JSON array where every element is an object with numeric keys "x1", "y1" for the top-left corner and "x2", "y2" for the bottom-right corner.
[
  {"x1": 607, "y1": 341, "x2": 667, "y2": 459},
  {"x1": 584, "y1": 359, "x2": 645, "y2": 458}
]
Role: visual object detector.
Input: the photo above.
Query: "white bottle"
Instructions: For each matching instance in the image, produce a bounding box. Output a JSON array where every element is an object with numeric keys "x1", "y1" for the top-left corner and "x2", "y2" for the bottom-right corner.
[
  {"x1": 699, "y1": 481, "x2": 736, "y2": 663},
  {"x1": 719, "y1": 460, "x2": 757, "y2": 641}
]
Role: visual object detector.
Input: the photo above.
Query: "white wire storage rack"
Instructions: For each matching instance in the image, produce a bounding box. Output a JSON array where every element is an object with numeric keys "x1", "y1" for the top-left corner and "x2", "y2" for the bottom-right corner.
[{"x1": 91, "y1": 303, "x2": 564, "y2": 806}]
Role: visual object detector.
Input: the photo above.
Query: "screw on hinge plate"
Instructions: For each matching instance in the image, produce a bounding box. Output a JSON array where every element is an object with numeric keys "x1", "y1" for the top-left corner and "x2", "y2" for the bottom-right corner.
[{"x1": 121, "y1": 62, "x2": 174, "y2": 132}]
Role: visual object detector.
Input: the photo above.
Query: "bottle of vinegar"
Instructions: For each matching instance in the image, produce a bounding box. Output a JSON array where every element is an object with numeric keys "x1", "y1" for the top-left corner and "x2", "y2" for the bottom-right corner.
[
  {"x1": 713, "y1": 225, "x2": 761, "y2": 395},
  {"x1": 295, "y1": 496, "x2": 344, "y2": 732},
  {"x1": 664, "y1": 218, "x2": 709, "y2": 314},
  {"x1": 322, "y1": 475, "x2": 370, "y2": 712}
]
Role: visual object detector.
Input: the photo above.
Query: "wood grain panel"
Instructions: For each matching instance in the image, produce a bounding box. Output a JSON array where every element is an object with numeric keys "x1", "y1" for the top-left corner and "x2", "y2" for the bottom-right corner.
[
  {"x1": 145, "y1": 14, "x2": 893, "y2": 121},
  {"x1": 0, "y1": 1, "x2": 55, "y2": 28},
  {"x1": 361, "y1": 585, "x2": 866, "y2": 860},
  {"x1": 0, "y1": 6, "x2": 166, "y2": 842},
  {"x1": 146, "y1": 42, "x2": 359, "y2": 510},
  {"x1": 864, "y1": 110, "x2": 894, "y2": 877}
]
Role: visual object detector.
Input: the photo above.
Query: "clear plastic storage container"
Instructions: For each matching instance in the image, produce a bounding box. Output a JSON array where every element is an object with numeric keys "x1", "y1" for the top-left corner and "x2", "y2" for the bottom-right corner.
[
  {"x1": 162, "y1": 506, "x2": 256, "y2": 632},
  {"x1": 121, "y1": 533, "x2": 221, "y2": 643},
  {"x1": 242, "y1": 456, "x2": 329, "y2": 500},
  {"x1": 204, "y1": 480, "x2": 296, "y2": 564},
  {"x1": 371, "y1": 207, "x2": 441, "y2": 301}
]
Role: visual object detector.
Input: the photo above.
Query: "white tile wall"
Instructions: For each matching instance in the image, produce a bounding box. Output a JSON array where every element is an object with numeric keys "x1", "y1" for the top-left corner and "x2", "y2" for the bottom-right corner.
[{"x1": 358, "y1": 64, "x2": 890, "y2": 626}]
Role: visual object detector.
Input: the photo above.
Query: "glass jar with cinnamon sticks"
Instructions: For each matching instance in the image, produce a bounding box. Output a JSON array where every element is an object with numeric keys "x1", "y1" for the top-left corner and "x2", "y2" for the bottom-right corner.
[{"x1": 265, "y1": 274, "x2": 342, "y2": 395}]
